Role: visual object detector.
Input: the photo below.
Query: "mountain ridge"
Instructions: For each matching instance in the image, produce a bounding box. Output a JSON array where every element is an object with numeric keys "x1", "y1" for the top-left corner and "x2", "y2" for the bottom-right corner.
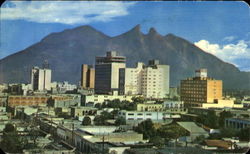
[{"x1": 0, "y1": 25, "x2": 249, "y2": 90}]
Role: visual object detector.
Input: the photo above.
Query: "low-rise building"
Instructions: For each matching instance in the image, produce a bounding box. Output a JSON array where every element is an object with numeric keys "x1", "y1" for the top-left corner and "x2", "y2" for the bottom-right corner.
[
  {"x1": 70, "y1": 107, "x2": 97, "y2": 117},
  {"x1": 242, "y1": 96, "x2": 250, "y2": 107},
  {"x1": 201, "y1": 98, "x2": 243, "y2": 109},
  {"x1": 74, "y1": 126, "x2": 146, "y2": 154},
  {"x1": 82, "y1": 93, "x2": 133, "y2": 106},
  {"x1": 225, "y1": 118, "x2": 250, "y2": 130},
  {"x1": 118, "y1": 110, "x2": 180, "y2": 124},
  {"x1": 188, "y1": 107, "x2": 250, "y2": 117},
  {"x1": 48, "y1": 94, "x2": 81, "y2": 107},
  {"x1": 163, "y1": 100, "x2": 184, "y2": 109},
  {"x1": 7, "y1": 95, "x2": 49, "y2": 107},
  {"x1": 136, "y1": 103, "x2": 163, "y2": 111}
]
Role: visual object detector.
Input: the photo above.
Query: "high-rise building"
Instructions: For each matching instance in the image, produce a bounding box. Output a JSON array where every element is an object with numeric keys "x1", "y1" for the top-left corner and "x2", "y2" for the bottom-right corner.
[
  {"x1": 119, "y1": 60, "x2": 170, "y2": 99},
  {"x1": 81, "y1": 64, "x2": 95, "y2": 89},
  {"x1": 31, "y1": 67, "x2": 51, "y2": 91},
  {"x1": 95, "y1": 51, "x2": 126, "y2": 94},
  {"x1": 180, "y1": 69, "x2": 222, "y2": 107}
]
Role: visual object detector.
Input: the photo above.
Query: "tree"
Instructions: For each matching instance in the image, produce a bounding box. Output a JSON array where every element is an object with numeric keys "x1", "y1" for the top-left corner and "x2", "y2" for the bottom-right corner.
[
  {"x1": 149, "y1": 136, "x2": 165, "y2": 148},
  {"x1": 115, "y1": 117, "x2": 126, "y2": 126},
  {"x1": 194, "y1": 135, "x2": 206, "y2": 144},
  {"x1": 0, "y1": 123, "x2": 27, "y2": 153},
  {"x1": 132, "y1": 96, "x2": 145, "y2": 103},
  {"x1": 82, "y1": 116, "x2": 91, "y2": 125},
  {"x1": 134, "y1": 119, "x2": 156, "y2": 139},
  {"x1": 238, "y1": 127, "x2": 250, "y2": 141},
  {"x1": 157, "y1": 124, "x2": 189, "y2": 143},
  {"x1": 3, "y1": 123, "x2": 15, "y2": 132},
  {"x1": 220, "y1": 127, "x2": 238, "y2": 138},
  {"x1": 198, "y1": 111, "x2": 219, "y2": 128},
  {"x1": 219, "y1": 111, "x2": 233, "y2": 128},
  {"x1": 94, "y1": 115, "x2": 105, "y2": 125}
]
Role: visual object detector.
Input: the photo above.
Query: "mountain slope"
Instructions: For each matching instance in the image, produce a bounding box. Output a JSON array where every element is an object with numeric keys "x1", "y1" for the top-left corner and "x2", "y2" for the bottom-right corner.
[{"x1": 0, "y1": 25, "x2": 249, "y2": 90}]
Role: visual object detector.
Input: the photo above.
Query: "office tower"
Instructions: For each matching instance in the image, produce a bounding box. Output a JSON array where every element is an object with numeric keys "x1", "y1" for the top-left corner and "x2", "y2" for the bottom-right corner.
[
  {"x1": 119, "y1": 60, "x2": 170, "y2": 99},
  {"x1": 180, "y1": 69, "x2": 222, "y2": 107},
  {"x1": 81, "y1": 64, "x2": 95, "y2": 89},
  {"x1": 31, "y1": 66, "x2": 51, "y2": 91},
  {"x1": 95, "y1": 51, "x2": 126, "y2": 94}
]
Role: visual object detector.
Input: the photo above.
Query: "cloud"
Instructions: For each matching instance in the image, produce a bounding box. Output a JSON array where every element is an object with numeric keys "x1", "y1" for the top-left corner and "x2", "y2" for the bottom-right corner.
[
  {"x1": 194, "y1": 40, "x2": 250, "y2": 70},
  {"x1": 223, "y1": 36, "x2": 236, "y2": 42},
  {"x1": 0, "y1": 1, "x2": 136, "y2": 24}
]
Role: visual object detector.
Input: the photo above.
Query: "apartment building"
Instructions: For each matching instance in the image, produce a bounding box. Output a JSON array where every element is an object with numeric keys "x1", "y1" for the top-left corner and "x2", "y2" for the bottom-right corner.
[
  {"x1": 180, "y1": 69, "x2": 222, "y2": 107},
  {"x1": 119, "y1": 60, "x2": 170, "y2": 99}
]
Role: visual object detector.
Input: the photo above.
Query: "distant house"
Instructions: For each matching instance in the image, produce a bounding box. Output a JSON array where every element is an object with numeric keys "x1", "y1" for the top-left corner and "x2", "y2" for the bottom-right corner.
[{"x1": 202, "y1": 140, "x2": 233, "y2": 150}]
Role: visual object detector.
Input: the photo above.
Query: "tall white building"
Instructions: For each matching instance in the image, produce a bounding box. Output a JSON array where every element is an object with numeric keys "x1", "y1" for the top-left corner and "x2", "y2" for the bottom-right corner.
[
  {"x1": 119, "y1": 60, "x2": 170, "y2": 99},
  {"x1": 31, "y1": 67, "x2": 51, "y2": 91},
  {"x1": 95, "y1": 51, "x2": 126, "y2": 94}
]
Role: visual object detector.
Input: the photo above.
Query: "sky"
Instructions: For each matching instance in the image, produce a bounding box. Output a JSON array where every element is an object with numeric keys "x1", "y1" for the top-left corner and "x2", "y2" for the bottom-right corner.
[{"x1": 1, "y1": 1, "x2": 250, "y2": 71}]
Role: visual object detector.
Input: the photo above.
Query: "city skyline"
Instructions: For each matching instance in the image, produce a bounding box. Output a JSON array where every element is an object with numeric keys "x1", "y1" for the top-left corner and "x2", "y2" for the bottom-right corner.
[{"x1": 1, "y1": 1, "x2": 250, "y2": 71}]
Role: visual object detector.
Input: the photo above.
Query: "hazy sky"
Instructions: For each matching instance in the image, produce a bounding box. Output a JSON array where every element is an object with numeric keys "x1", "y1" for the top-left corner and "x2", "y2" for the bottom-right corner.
[{"x1": 1, "y1": 1, "x2": 249, "y2": 70}]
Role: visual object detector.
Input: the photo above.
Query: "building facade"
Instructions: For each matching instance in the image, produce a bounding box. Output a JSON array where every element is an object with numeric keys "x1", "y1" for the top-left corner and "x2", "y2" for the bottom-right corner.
[
  {"x1": 118, "y1": 110, "x2": 180, "y2": 122},
  {"x1": 31, "y1": 67, "x2": 52, "y2": 91},
  {"x1": 95, "y1": 51, "x2": 126, "y2": 94},
  {"x1": 82, "y1": 93, "x2": 133, "y2": 106},
  {"x1": 119, "y1": 60, "x2": 170, "y2": 99},
  {"x1": 7, "y1": 95, "x2": 49, "y2": 107},
  {"x1": 81, "y1": 64, "x2": 95, "y2": 89},
  {"x1": 136, "y1": 103, "x2": 164, "y2": 111},
  {"x1": 225, "y1": 118, "x2": 250, "y2": 130},
  {"x1": 180, "y1": 69, "x2": 222, "y2": 107}
]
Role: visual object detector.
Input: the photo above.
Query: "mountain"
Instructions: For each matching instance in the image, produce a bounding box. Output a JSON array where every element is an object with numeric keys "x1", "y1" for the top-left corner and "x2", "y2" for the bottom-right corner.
[{"x1": 0, "y1": 25, "x2": 249, "y2": 90}]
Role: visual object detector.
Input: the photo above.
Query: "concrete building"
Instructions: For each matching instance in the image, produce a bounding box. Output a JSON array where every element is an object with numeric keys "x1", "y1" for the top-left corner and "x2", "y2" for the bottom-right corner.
[
  {"x1": 95, "y1": 51, "x2": 126, "y2": 94},
  {"x1": 48, "y1": 94, "x2": 81, "y2": 108},
  {"x1": 118, "y1": 110, "x2": 180, "y2": 123},
  {"x1": 119, "y1": 60, "x2": 170, "y2": 99},
  {"x1": 82, "y1": 92, "x2": 133, "y2": 106},
  {"x1": 136, "y1": 103, "x2": 164, "y2": 111},
  {"x1": 81, "y1": 64, "x2": 95, "y2": 89},
  {"x1": 225, "y1": 118, "x2": 250, "y2": 130},
  {"x1": 180, "y1": 69, "x2": 222, "y2": 107},
  {"x1": 7, "y1": 95, "x2": 49, "y2": 107},
  {"x1": 70, "y1": 107, "x2": 97, "y2": 117},
  {"x1": 73, "y1": 126, "x2": 146, "y2": 154},
  {"x1": 242, "y1": 96, "x2": 250, "y2": 107},
  {"x1": 31, "y1": 66, "x2": 52, "y2": 91},
  {"x1": 163, "y1": 100, "x2": 184, "y2": 109}
]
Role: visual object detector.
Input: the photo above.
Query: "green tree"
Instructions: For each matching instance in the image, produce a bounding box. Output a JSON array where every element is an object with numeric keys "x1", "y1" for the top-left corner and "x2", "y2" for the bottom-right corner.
[
  {"x1": 220, "y1": 127, "x2": 238, "y2": 138},
  {"x1": 194, "y1": 135, "x2": 206, "y2": 144},
  {"x1": 82, "y1": 116, "x2": 91, "y2": 125},
  {"x1": 219, "y1": 111, "x2": 233, "y2": 128},
  {"x1": 0, "y1": 123, "x2": 27, "y2": 153},
  {"x1": 115, "y1": 117, "x2": 126, "y2": 126},
  {"x1": 132, "y1": 96, "x2": 145, "y2": 103},
  {"x1": 149, "y1": 136, "x2": 165, "y2": 148},
  {"x1": 134, "y1": 119, "x2": 156, "y2": 139},
  {"x1": 238, "y1": 127, "x2": 250, "y2": 141},
  {"x1": 198, "y1": 111, "x2": 219, "y2": 128},
  {"x1": 94, "y1": 115, "x2": 105, "y2": 125},
  {"x1": 157, "y1": 124, "x2": 189, "y2": 143}
]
